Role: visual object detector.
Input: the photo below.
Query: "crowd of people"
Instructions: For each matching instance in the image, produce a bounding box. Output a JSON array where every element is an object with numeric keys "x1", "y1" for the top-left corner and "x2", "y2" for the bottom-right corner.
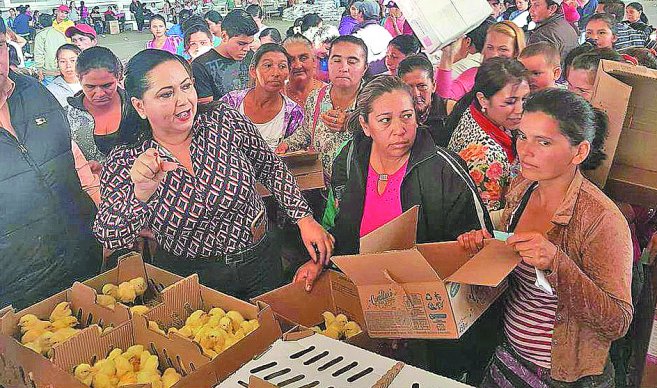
[{"x1": 2, "y1": 0, "x2": 657, "y2": 387}]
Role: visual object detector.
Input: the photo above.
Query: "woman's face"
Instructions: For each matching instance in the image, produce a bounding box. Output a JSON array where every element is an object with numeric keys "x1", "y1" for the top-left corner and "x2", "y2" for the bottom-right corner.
[
  {"x1": 482, "y1": 30, "x2": 516, "y2": 60},
  {"x1": 250, "y1": 51, "x2": 289, "y2": 93},
  {"x1": 132, "y1": 60, "x2": 197, "y2": 136},
  {"x1": 478, "y1": 80, "x2": 530, "y2": 130},
  {"x1": 150, "y1": 18, "x2": 166, "y2": 38},
  {"x1": 389, "y1": 7, "x2": 402, "y2": 18},
  {"x1": 57, "y1": 49, "x2": 78, "y2": 80},
  {"x1": 384, "y1": 45, "x2": 406, "y2": 75},
  {"x1": 285, "y1": 42, "x2": 316, "y2": 83},
  {"x1": 349, "y1": 5, "x2": 359, "y2": 18},
  {"x1": 515, "y1": 0, "x2": 528, "y2": 11},
  {"x1": 566, "y1": 68, "x2": 594, "y2": 102},
  {"x1": 186, "y1": 31, "x2": 212, "y2": 59},
  {"x1": 328, "y1": 42, "x2": 367, "y2": 89},
  {"x1": 80, "y1": 69, "x2": 119, "y2": 107},
  {"x1": 626, "y1": 6, "x2": 641, "y2": 23},
  {"x1": 516, "y1": 111, "x2": 589, "y2": 181},
  {"x1": 360, "y1": 89, "x2": 417, "y2": 158},
  {"x1": 206, "y1": 19, "x2": 221, "y2": 36}
]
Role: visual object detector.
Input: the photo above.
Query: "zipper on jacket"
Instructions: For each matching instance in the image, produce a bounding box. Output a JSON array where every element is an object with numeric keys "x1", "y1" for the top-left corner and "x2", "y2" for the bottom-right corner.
[{"x1": 3, "y1": 129, "x2": 58, "y2": 199}]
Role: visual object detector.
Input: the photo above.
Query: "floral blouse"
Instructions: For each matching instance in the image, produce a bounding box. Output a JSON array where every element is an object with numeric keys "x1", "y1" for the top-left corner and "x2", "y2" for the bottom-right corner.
[
  {"x1": 448, "y1": 108, "x2": 516, "y2": 211},
  {"x1": 284, "y1": 85, "x2": 356, "y2": 181}
]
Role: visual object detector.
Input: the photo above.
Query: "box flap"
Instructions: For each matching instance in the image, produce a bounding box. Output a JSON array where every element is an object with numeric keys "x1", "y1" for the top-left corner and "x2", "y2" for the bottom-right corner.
[
  {"x1": 587, "y1": 61, "x2": 632, "y2": 187},
  {"x1": 601, "y1": 58, "x2": 657, "y2": 80},
  {"x1": 445, "y1": 240, "x2": 520, "y2": 287},
  {"x1": 249, "y1": 376, "x2": 278, "y2": 388},
  {"x1": 359, "y1": 206, "x2": 419, "y2": 254},
  {"x1": 332, "y1": 249, "x2": 442, "y2": 286}
]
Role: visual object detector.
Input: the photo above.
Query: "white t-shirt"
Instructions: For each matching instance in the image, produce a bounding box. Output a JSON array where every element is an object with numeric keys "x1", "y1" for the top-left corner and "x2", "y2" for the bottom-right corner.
[
  {"x1": 353, "y1": 24, "x2": 393, "y2": 63},
  {"x1": 239, "y1": 98, "x2": 287, "y2": 150}
]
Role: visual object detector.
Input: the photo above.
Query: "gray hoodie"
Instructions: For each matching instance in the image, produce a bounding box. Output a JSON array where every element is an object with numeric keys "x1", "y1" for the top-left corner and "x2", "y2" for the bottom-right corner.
[{"x1": 46, "y1": 75, "x2": 81, "y2": 108}]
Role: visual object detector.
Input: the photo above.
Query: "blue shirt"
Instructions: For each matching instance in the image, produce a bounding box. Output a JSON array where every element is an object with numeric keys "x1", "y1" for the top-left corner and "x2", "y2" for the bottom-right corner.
[
  {"x1": 13, "y1": 13, "x2": 31, "y2": 34},
  {"x1": 167, "y1": 24, "x2": 182, "y2": 37}
]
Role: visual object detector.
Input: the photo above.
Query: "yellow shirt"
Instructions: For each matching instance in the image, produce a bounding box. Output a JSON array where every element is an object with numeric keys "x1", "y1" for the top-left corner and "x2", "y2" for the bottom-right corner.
[{"x1": 52, "y1": 19, "x2": 75, "y2": 37}]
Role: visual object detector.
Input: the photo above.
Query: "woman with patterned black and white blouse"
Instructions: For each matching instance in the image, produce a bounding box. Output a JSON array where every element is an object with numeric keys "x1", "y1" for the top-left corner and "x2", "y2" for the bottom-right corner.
[{"x1": 94, "y1": 49, "x2": 334, "y2": 300}]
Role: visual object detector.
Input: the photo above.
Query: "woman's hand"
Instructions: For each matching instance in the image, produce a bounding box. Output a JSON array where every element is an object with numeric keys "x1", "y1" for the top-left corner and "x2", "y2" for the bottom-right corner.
[
  {"x1": 457, "y1": 229, "x2": 492, "y2": 255},
  {"x1": 298, "y1": 215, "x2": 335, "y2": 265},
  {"x1": 439, "y1": 37, "x2": 463, "y2": 69},
  {"x1": 293, "y1": 259, "x2": 324, "y2": 292},
  {"x1": 320, "y1": 109, "x2": 347, "y2": 132},
  {"x1": 506, "y1": 232, "x2": 558, "y2": 271},
  {"x1": 275, "y1": 142, "x2": 289, "y2": 154},
  {"x1": 130, "y1": 148, "x2": 178, "y2": 202}
]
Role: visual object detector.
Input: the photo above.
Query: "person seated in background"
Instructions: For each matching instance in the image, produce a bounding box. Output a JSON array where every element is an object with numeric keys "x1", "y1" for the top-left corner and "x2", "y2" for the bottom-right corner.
[
  {"x1": 384, "y1": 34, "x2": 421, "y2": 75},
  {"x1": 53, "y1": 5, "x2": 74, "y2": 36},
  {"x1": 624, "y1": 2, "x2": 653, "y2": 37},
  {"x1": 527, "y1": 0, "x2": 579, "y2": 60},
  {"x1": 192, "y1": 9, "x2": 258, "y2": 103},
  {"x1": 308, "y1": 24, "x2": 339, "y2": 83},
  {"x1": 245, "y1": 4, "x2": 267, "y2": 34},
  {"x1": 90, "y1": 6, "x2": 104, "y2": 35},
  {"x1": 437, "y1": 20, "x2": 525, "y2": 102},
  {"x1": 46, "y1": 43, "x2": 82, "y2": 108},
  {"x1": 182, "y1": 24, "x2": 213, "y2": 61},
  {"x1": 147, "y1": 14, "x2": 181, "y2": 54},
  {"x1": 351, "y1": 0, "x2": 393, "y2": 75},
  {"x1": 34, "y1": 13, "x2": 67, "y2": 86},
  {"x1": 260, "y1": 27, "x2": 282, "y2": 44},
  {"x1": 447, "y1": 57, "x2": 530, "y2": 211},
  {"x1": 466, "y1": 88, "x2": 632, "y2": 388},
  {"x1": 65, "y1": 23, "x2": 97, "y2": 51},
  {"x1": 601, "y1": 1, "x2": 649, "y2": 50},
  {"x1": 167, "y1": 9, "x2": 191, "y2": 37},
  {"x1": 586, "y1": 12, "x2": 645, "y2": 51},
  {"x1": 338, "y1": 0, "x2": 359, "y2": 36},
  {"x1": 518, "y1": 41, "x2": 562, "y2": 91},
  {"x1": 398, "y1": 54, "x2": 449, "y2": 146},
  {"x1": 221, "y1": 44, "x2": 304, "y2": 149},
  {"x1": 205, "y1": 10, "x2": 223, "y2": 42},
  {"x1": 282, "y1": 34, "x2": 326, "y2": 107},
  {"x1": 383, "y1": 1, "x2": 411, "y2": 37},
  {"x1": 277, "y1": 35, "x2": 368, "y2": 184},
  {"x1": 509, "y1": 0, "x2": 530, "y2": 28}
]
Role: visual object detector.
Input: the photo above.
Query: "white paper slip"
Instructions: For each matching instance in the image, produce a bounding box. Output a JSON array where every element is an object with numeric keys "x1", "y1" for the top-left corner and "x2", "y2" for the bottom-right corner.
[
  {"x1": 493, "y1": 230, "x2": 512, "y2": 242},
  {"x1": 535, "y1": 269, "x2": 554, "y2": 295}
]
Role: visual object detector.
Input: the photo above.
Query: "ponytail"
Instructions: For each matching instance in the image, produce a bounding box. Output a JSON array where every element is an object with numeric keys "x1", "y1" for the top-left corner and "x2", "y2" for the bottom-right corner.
[{"x1": 580, "y1": 108, "x2": 609, "y2": 171}]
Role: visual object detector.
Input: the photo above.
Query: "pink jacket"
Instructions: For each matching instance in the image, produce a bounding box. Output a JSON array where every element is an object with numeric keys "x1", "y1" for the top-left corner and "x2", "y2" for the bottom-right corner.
[
  {"x1": 563, "y1": 2, "x2": 581, "y2": 23},
  {"x1": 435, "y1": 66, "x2": 478, "y2": 100}
]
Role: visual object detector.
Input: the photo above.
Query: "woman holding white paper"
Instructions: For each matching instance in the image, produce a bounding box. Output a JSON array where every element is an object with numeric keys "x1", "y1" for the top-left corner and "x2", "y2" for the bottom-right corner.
[{"x1": 458, "y1": 88, "x2": 633, "y2": 386}]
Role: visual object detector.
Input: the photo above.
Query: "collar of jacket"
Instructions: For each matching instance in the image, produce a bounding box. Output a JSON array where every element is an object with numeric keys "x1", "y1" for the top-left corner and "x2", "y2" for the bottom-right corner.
[
  {"x1": 67, "y1": 87, "x2": 127, "y2": 112},
  {"x1": 351, "y1": 126, "x2": 438, "y2": 182},
  {"x1": 536, "y1": 11, "x2": 565, "y2": 28}
]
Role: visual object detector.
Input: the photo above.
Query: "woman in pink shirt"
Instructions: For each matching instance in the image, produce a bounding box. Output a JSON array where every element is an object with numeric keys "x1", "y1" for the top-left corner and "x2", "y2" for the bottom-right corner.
[
  {"x1": 437, "y1": 21, "x2": 525, "y2": 101},
  {"x1": 146, "y1": 14, "x2": 180, "y2": 54}
]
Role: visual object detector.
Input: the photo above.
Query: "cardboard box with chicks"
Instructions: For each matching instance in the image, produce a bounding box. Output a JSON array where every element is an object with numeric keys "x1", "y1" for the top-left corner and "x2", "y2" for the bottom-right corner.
[{"x1": 0, "y1": 253, "x2": 281, "y2": 388}]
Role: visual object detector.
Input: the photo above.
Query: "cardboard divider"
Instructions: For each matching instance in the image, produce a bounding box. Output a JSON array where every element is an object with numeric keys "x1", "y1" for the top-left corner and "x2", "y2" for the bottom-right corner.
[
  {"x1": 445, "y1": 240, "x2": 521, "y2": 287},
  {"x1": 69, "y1": 282, "x2": 131, "y2": 328}
]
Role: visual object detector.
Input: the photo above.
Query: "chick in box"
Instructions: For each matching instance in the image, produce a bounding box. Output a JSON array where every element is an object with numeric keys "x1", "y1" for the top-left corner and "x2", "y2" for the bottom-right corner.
[
  {"x1": 98, "y1": 277, "x2": 149, "y2": 308},
  {"x1": 18, "y1": 302, "x2": 81, "y2": 355},
  {"x1": 309, "y1": 311, "x2": 362, "y2": 340},
  {"x1": 166, "y1": 307, "x2": 259, "y2": 358},
  {"x1": 74, "y1": 345, "x2": 183, "y2": 388}
]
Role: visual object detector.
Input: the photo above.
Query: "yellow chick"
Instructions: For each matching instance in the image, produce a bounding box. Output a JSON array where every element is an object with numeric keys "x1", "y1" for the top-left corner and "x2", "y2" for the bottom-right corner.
[
  {"x1": 208, "y1": 307, "x2": 226, "y2": 318},
  {"x1": 117, "y1": 282, "x2": 137, "y2": 304},
  {"x1": 114, "y1": 355, "x2": 134, "y2": 378},
  {"x1": 225, "y1": 311, "x2": 245, "y2": 332},
  {"x1": 249, "y1": 319, "x2": 260, "y2": 331},
  {"x1": 139, "y1": 350, "x2": 154, "y2": 370},
  {"x1": 202, "y1": 347, "x2": 218, "y2": 359},
  {"x1": 310, "y1": 326, "x2": 322, "y2": 334},
  {"x1": 96, "y1": 294, "x2": 117, "y2": 310},
  {"x1": 117, "y1": 371, "x2": 137, "y2": 386},
  {"x1": 74, "y1": 363, "x2": 94, "y2": 386},
  {"x1": 102, "y1": 325, "x2": 115, "y2": 334},
  {"x1": 129, "y1": 305, "x2": 150, "y2": 316},
  {"x1": 93, "y1": 358, "x2": 117, "y2": 378},
  {"x1": 107, "y1": 348, "x2": 123, "y2": 361},
  {"x1": 51, "y1": 315, "x2": 78, "y2": 330},
  {"x1": 102, "y1": 283, "x2": 119, "y2": 300},
  {"x1": 199, "y1": 329, "x2": 224, "y2": 351},
  {"x1": 136, "y1": 355, "x2": 161, "y2": 385},
  {"x1": 223, "y1": 335, "x2": 238, "y2": 350},
  {"x1": 129, "y1": 277, "x2": 148, "y2": 297},
  {"x1": 162, "y1": 368, "x2": 182, "y2": 388},
  {"x1": 50, "y1": 327, "x2": 80, "y2": 345},
  {"x1": 322, "y1": 326, "x2": 341, "y2": 340},
  {"x1": 322, "y1": 311, "x2": 336, "y2": 328},
  {"x1": 344, "y1": 321, "x2": 363, "y2": 338},
  {"x1": 218, "y1": 317, "x2": 233, "y2": 334},
  {"x1": 176, "y1": 325, "x2": 193, "y2": 338},
  {"x1": 240, "y1": 320, "x2": 256, "y2": 335},
  {"x1": 193, "y1": 325, "x2": 210, "y2": 343},
  {"x1": 18, "y1": 314, "x2": 52, "y2": 334},
  {"x1": 21, "y1": 327, "x2": 50, "y2": 344},
  {"x1": 205, "y1": 314, "x2": 223, "y2": 329},
  {"x1": 24, "y1": 332, "x2": 53, "y2": 355},
  {"x1": 92, "y1": 373, "x2": 115, "y2": 388},
  {"x1": 50, "y1": 302, "x2": 72, "y2": 322},
  {"x1": 335, "y1": 314, "x2": 348, "y2": 326},
  {"x1": 185, "y1": 310, "x2": 208, "y2": 330},
  {"x1": 148, "y1": 321, "x2": 166, "y2": 336},
  {"x1": 233, "y1": 328, "x2": 245, "y2": 341}
]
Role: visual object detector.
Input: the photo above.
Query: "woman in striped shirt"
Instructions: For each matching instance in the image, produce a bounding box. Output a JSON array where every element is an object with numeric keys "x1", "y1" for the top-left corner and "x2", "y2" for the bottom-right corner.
[{"x1": 458, "y1": 88, "x2": 633, "y2": 386}]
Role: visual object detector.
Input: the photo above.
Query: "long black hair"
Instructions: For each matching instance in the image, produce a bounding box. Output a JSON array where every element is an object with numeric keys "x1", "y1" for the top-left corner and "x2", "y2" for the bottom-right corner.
[
  {"x1": 523, "y1": 88, "x2": 608, "y2": 171},
  {"x1": 120, "y1": 49, "x2": 192, "y2": 147}
]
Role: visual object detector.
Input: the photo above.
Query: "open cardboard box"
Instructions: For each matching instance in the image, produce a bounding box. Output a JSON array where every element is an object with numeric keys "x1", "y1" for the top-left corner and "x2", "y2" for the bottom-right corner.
[
  {"x1": 331, "y1": 206, "x2": 521, "y2": 339},
  {"x1": 587, "y1": 60, "x2": 657, "y2": 206},
  {"x1": 253, "y1": 270, "x2": 391, "y2": 351},
  {"x1": 257, "y1": 150, "x2": 325, "y2": 197},
  {"x1": 395, "y1": 0, "x2": 492, "y2": 53},
  {"x1": 143, "y1": 274, "x2": 283, "y2": 383},
  {"x1": 217, "y1": 326, "x2": 472, "y2": 387}
]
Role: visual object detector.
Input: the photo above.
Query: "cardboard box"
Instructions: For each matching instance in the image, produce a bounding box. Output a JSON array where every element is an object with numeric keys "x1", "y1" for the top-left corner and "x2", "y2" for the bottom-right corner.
[
  {"x1": 587, "y1": 60, "x2": 657, "y2": 206},
  {"x1": 108, "y1": 20, "x2": 120, "y2": 34},
  {"x1": 217, "y1": 327, "x2": 472, "y2": 387},
  {"x1": 395, "y1": 0, "x2": 492, "y2": 53},
  {"x1": 331, "y1": 206, "x2": 520, "y2": 339},
  {"x1": 641, "y1": 312, "x2": 657, "y2": 387},
  {"x1": 257, "y1": 150, "x2": 325, "y2": 197}
]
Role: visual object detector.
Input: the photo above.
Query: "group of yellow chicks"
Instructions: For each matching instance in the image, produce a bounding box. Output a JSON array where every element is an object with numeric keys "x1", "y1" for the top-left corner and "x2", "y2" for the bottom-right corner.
[
  {"x1": 97, "y1": 277, "x2": 149, "y2": 311},
  {"x1": 165, "y1": 308, "x2": 260, "y2": 359},
  {"x1": 18, "y1": 302, "x2": 81, "y2": 356},
  {"x1": 310, "y1": 312, "x2": 362, "y2": 340},
  {"x1": 74, "y1": 345, "x2": 182, "y2": 388}
]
